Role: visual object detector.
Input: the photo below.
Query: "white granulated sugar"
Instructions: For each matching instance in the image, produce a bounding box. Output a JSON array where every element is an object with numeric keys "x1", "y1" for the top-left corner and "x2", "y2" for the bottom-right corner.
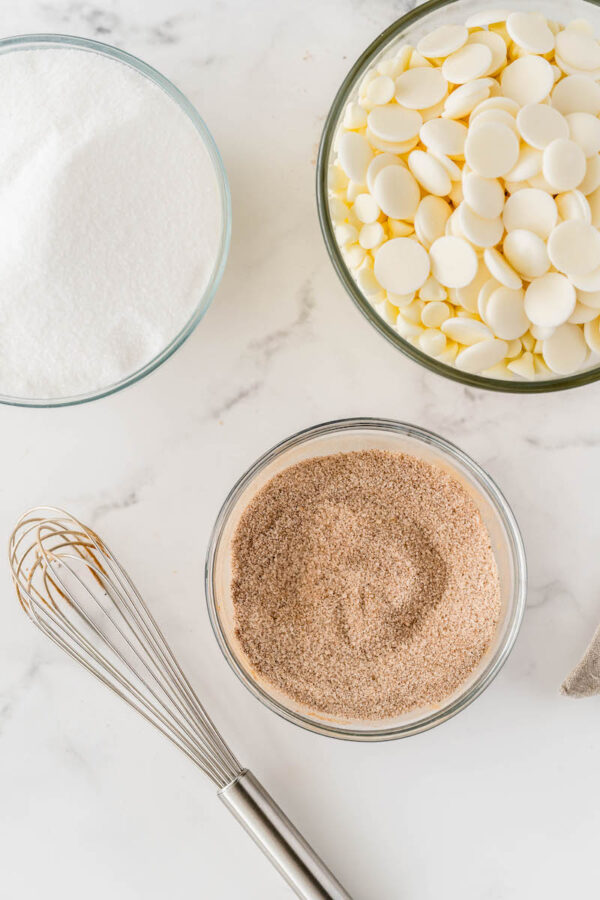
[{"x1": 0, "y1": 47, "x2": 221, "y2": 399}]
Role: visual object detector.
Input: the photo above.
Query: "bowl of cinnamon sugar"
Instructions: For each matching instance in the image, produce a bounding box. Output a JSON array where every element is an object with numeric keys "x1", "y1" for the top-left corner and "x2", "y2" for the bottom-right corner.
[{"x1": 205, "y1": 418, "x2": 526, "y2": 741}]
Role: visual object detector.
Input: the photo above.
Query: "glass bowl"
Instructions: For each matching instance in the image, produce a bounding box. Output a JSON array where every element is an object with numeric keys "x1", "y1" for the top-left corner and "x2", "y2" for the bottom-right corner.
[
  {"x1": 0, "y1": 34, "x2": 231, "y2": 408},
  {"x1": 206, "y1": 418, "x2": 527, "y2": 741},
  {"x1": 316, "y1": 0, "x2": 600, "y2": 393}
]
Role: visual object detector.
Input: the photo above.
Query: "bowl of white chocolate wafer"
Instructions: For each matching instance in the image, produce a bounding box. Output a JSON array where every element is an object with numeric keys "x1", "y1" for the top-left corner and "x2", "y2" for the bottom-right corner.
[{"x1": 318, "y1": 0, "x2": 600, "y2": 391}]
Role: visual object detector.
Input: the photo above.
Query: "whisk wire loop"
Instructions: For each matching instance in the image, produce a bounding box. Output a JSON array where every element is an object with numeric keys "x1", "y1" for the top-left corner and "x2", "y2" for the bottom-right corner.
[{"x1": 9, "y1": 507, "x2": 241, "y2": 788}]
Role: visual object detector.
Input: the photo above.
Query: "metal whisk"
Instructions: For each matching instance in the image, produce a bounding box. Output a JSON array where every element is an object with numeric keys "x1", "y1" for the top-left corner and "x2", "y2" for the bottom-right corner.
[{"x1": 9, "y1": 507, "x2": 351, "y2": 900}]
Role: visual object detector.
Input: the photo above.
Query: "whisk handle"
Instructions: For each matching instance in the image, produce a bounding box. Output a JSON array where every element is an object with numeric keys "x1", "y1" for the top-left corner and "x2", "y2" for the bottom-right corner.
[{"x1": 218, "y1": 769, "x2": 352, "y2": 900}]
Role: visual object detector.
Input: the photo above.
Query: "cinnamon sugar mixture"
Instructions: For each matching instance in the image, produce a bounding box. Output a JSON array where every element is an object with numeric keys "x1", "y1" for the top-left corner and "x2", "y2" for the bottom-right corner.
[{"x1": 232, "y1": 450, "x2": 501, "y2": 720}]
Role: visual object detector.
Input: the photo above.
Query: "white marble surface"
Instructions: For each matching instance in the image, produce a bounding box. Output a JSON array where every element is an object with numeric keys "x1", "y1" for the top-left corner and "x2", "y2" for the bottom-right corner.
[{"x1": 1, "y1": 1, "x2": 600, "y2": 897}]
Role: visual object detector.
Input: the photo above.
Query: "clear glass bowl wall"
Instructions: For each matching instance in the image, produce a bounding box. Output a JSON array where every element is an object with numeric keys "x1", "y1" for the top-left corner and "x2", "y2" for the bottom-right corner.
[
  {"x1": 0, "y1": 34, "x2": 231, "y2": 408},
  {"x1": 317, "y1": 0, "x2": 600, "y2": 393},
  {"x1": 206, "y1": 419, "x2": 527, "y2": 741}
]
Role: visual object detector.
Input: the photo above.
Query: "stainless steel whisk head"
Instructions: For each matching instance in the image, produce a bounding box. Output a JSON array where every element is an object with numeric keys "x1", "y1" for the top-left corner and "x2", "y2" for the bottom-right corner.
[
  {"x1": 9, "y1": 506, "x2": 241, "y2": 787},
  {"x1": 8, "y1": 507, "x2": 350, "y2": 900}
]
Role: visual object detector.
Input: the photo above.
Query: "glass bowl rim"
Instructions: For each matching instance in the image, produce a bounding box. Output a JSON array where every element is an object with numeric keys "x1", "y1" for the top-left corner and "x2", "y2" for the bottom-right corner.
[
  {"x1": 205, "y1": 416, "x2": 527, "y2": 742},
  {"x1": 316, "y1": 0, "x2": 600, "y2": 394},
  {"x1": 0, "y1": 32, "x2": 231, "y2": 409}
]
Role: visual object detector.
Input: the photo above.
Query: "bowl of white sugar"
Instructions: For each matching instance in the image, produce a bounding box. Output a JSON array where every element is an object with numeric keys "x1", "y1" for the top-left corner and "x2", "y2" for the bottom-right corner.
[
  {"x1": 0, "y1": 34, "x2": 230, "y2": 407},
  {"x1": 317, "y1": 0, "x2": 600, "y2": 391}
]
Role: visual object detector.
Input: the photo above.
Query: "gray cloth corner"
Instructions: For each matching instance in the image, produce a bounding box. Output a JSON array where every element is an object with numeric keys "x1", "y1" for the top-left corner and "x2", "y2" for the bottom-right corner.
[{"x1": 562, "y1": 622, "x2": 600, "y2": 697}]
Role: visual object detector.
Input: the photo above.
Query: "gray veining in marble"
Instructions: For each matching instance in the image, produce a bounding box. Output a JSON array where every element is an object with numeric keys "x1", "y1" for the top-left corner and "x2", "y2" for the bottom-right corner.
[{"x1": 2, "y1": 1, "x2": 600, "y2": 898}]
